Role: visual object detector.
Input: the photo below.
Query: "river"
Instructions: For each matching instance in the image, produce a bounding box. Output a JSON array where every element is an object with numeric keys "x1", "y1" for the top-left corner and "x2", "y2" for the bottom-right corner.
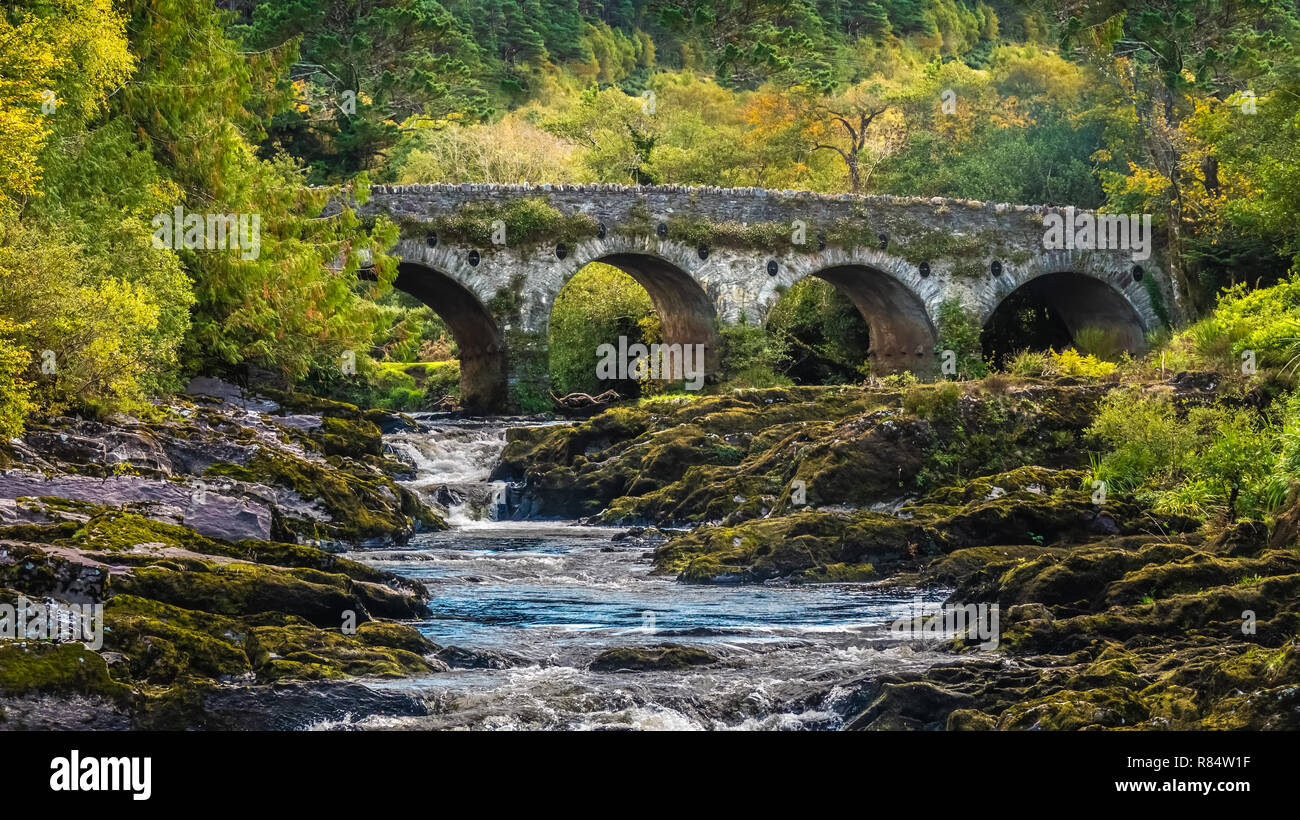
[{"x1": 334, "y1": 418, "x2": 952, "y2": 730}]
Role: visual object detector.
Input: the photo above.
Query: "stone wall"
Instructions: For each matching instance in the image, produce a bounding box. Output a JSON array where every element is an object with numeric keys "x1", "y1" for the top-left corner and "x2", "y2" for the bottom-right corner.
[{"x1": 357, "y1": 184, "x2": 1178, "y2": 411}]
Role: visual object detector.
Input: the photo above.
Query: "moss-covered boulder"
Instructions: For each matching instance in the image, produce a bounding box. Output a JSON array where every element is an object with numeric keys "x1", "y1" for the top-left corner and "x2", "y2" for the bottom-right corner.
[
  {"x1": 497, "y1": 383, "x2": 1114, "y2": 527},
  {"x1": 0, "y1": 510, "x2": 441, "y2": 728},
  {"x1": 588, "y1": 644, "x2": 719, "y2": 672},
  {"x1": 652, "y1": 467, "x2": 1193, "y2": 585}
]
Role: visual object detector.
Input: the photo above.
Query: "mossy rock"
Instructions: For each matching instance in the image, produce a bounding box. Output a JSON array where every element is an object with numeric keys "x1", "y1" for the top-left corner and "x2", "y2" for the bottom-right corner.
[
  {"x1": 316, "y1": 416, "x2": 383, "y2": 460},
  {"x1": 924, "y1": 467, "x2": 1090, "y2": 506},
  {"x1": 791, "y1": 562, "x2": 876, "y2": 584},
  {"x1": 244, "y1": 624, "x2": 434, "y2": 681},
  {"x1": 354, "y1": 621, "x2": 438, "y2": 655},
  {"x1": 0, "y1": 642, "x2": 132, "y2": 702},
  {"x1": 996, "y1": 687, "x2": 1149, "y2": 730},
  {"x1": 238, "y1": 449, "x2": 443, "y2": 544},
  {"x1": 849, "y1": 681, "x2": 976, "y2": 730},
  {"x1": 500, "y1": 383, "x2": 1125, "y2": 528},
  {"x1": 111, "y1": 561, "x2": 363, "y2": 627},
  {"x1": 104, "y1": 595, "x2": 251, "y2": 684},
  {"x1": 945, "y1": 708, "x2": 998, "y2": 731},
  {"x1": 588, "y1": 644, "x2": 718, "y2": 672}
]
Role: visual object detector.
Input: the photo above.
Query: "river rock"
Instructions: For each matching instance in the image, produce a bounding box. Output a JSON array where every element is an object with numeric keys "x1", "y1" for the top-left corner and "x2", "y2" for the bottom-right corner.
[
  {"x1": 589, "y1": 644, "x2": 718, "y2": 672},
  {"x1": 0, "y1": 471, "x2": 273, "y2": 542},
  {"x1": 435, "y1": 645, "x2": 530, "y2": 669}
]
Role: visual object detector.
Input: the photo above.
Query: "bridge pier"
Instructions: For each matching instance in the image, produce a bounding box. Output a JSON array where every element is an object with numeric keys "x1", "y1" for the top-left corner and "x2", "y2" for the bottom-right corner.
[
  {"x1": 869, "y1": 345, "x2": 938, "y2": 377},
  {"x1": 458, "y1": 345, "x2": 508, "y2": 413}
]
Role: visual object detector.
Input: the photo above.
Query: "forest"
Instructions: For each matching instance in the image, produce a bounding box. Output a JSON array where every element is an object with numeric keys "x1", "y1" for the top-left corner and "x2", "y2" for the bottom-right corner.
[{"x1": 3, "y1": 0, "x2": 1300, "y2": 520}]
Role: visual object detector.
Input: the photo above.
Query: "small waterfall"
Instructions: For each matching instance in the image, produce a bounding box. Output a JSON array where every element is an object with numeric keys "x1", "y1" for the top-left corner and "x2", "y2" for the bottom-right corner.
[{"x1": 386, "y1": 419, "x2": 516, "y2": 523}]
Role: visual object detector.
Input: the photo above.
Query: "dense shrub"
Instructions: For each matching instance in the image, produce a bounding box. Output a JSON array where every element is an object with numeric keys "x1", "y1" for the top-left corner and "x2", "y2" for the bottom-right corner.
[{"x1": 1088, "y1": 388, "x2": 1284, "y2": 522}]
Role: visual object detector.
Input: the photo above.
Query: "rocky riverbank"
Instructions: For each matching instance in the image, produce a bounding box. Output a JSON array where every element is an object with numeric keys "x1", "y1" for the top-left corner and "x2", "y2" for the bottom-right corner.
[
  {"x1": 5, "y1": 372, "x2": 1298, "y2": 730},
  {"x1": 0, "y1": 380, "x2": 449, "y2": 729},
  {"x1": 494, "y1": 374, "x2": 1300, "y2": 730}
]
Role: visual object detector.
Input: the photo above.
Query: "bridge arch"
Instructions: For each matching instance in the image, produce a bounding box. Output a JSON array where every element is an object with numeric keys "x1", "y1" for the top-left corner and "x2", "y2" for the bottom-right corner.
[
  {"x1": 554, "y1": 234, "x2": 723, "y2": 375},
  {"x1": 756, "y1": 247, "x2": 940, "y2": 376},
  {"x1": 977, "y1": 250, "x2": 1160, "y2": 360},
  {"x1": 389, "y1": 241, "x2": 506, "y2": 412}
]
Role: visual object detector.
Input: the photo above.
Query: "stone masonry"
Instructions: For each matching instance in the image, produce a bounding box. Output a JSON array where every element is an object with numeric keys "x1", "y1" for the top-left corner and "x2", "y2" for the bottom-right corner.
[{"x1": 357, "y1": 183, "x2": 1177, "y2": 411}]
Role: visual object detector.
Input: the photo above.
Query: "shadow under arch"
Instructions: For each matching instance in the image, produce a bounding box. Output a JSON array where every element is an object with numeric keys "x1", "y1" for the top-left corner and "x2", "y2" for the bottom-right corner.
[
  {"x1": 801, "y1": 264, "x2": 939, "y2": 376},
  {"x1": 579, "y1": 251, "x2": 722, "y2": 374},
  {"x1": 983, "y1": 271, "x2": 1148, "y2": 362},
  {"x1": 393, "y1": 261, "x2": 506, "y2": 412}
]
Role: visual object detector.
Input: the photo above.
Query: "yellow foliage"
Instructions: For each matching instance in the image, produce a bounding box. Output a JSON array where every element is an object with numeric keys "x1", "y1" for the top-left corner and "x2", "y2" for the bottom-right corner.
[
  {"x1": 1051, "y1": 348, "x2": 1118, "y2": 380},
  {"x1": 0, "y1": 0, "x2": 133, "y2": 206}
]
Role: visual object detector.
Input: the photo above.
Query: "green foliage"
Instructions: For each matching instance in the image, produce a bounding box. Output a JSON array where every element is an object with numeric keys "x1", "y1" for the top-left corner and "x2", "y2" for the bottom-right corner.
[
  {"x1": 0, "y1": 215, "x2": 189, "y2": 413},
  {"x1": 766, "y1": 279, "x2": 872, "y2": 384},
  {"x1": 394, "y1": 115, "x2": 588, "y2": 184},
  {"x1": 419, "y1": 197, "x2": 598, "y2": 247},
  {"x1": 1088, "y1": 388, "x2": 1283, "y2": 522},
  {"x1": 543, "y1": 85, "x2": 660, "y2": 184},
  {"x1": 718, "y1": 321, "x2": 792, "y2": 389},
  {"x1": 903, "y1": 380, "x2": 963, "y2": 419},
  {"x1": 0, "y1": 319, "x2": 33, "y2": 437},
  {"x1": 1050, "y1": 348, "x2": 1117, "y2": 380},
  {"x1": 356, "y1": 361, "x2": 459, "y2": 411},
  {"x1": 115, "y1": 0, "x2": 400, "y2": 384},
  {"x1": 665, "y1": 215, "x2": 791, "y2": 252},
  {"x1": 374, "y1": 290, "x2": 455, "y2": 364},
  {"x1": 235, "y1": 0, "x2": 489, "y2": 181},
  {"x1": 5, "y1": 0, "x2": 1300, "y2": 429},
  {"x1": 548, "y1": 263, "x2": 659, "y2": 397},
  {"x1": 1071, "y1": 326, "x2": 1126, "y2": 362},
  {"x1": 0, "y1": 0, "x2": 134, "y2": 207},
  {"x1": 1155, "y1": 274, "x2": 1300, "y2": 374},
  {"x1": 935, "y1": 298, "x2": 988, "y2": 379},
  {"x1": 1006, "y1": 349, "x2": 1049, "y2": 377}
]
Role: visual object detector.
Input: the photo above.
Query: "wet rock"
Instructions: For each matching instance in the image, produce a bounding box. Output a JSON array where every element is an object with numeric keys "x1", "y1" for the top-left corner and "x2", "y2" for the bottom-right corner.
[
  {"x1": 0, "y1": 693, "x2": 134, "y2": 731},
  {"x1": 160, "y1": 680, "x2": 432, "y2": 730},
  {"x1": 185, "y1": 376, "x2": 279, "y2": 413},
  {"x1": 848, "y1": 680, "x2": 976, "y2": 730},
  {"x1": 945, "y1": 708, "x2": 998, "y2": 731},
  {"x1": 498, "y1": 384, "x2": 1111, "y2": 525},
  {"x1": 367, "y1": 411, "x2": 420, "y2": 435},
  {"x1": 431, "y1": 485, "x2": 464, "y2": 507},
  {"x1": 589, "y1": 644, "x2": 719, "y2": 672},
  {"x1": 0, "y1": 472, "x2": 274, "y2": 542},
  {"x1": 435, "y1": 645, "x2": 529, "y2": 670}
]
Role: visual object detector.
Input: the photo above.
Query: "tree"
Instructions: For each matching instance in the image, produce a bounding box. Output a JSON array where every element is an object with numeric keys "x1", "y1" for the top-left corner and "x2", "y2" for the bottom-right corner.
[
  {"x1": 543, "y1": 85, "x2": 660, "y2": 184},
  {"x1": 0, "y1": 0, "x2": 133, "y2": 207},
  {"x1": 1052, "y1": 0, "x2": 1300, "y2": 316},
  {"x1": 116, "y1": 0, "x2": 400, "y2": 383},
  {"x1": 236, "y1": 0, "x2": 489, "y2": 178},
  {"x1": 805, "y1": 82, "x2": 891, "y2": 193}
]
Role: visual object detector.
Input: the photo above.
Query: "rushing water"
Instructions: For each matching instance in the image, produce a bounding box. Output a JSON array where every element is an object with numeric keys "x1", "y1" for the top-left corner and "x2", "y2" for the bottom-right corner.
[{"x1": 336, "y1": 417, "x2": 952, "y2": 730}]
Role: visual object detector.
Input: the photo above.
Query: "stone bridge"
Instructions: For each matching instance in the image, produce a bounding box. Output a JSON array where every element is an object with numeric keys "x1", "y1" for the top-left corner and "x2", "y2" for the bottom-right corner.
[{"x1": 357, "y1": 183, "x2": 1178, "y2": 412}]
